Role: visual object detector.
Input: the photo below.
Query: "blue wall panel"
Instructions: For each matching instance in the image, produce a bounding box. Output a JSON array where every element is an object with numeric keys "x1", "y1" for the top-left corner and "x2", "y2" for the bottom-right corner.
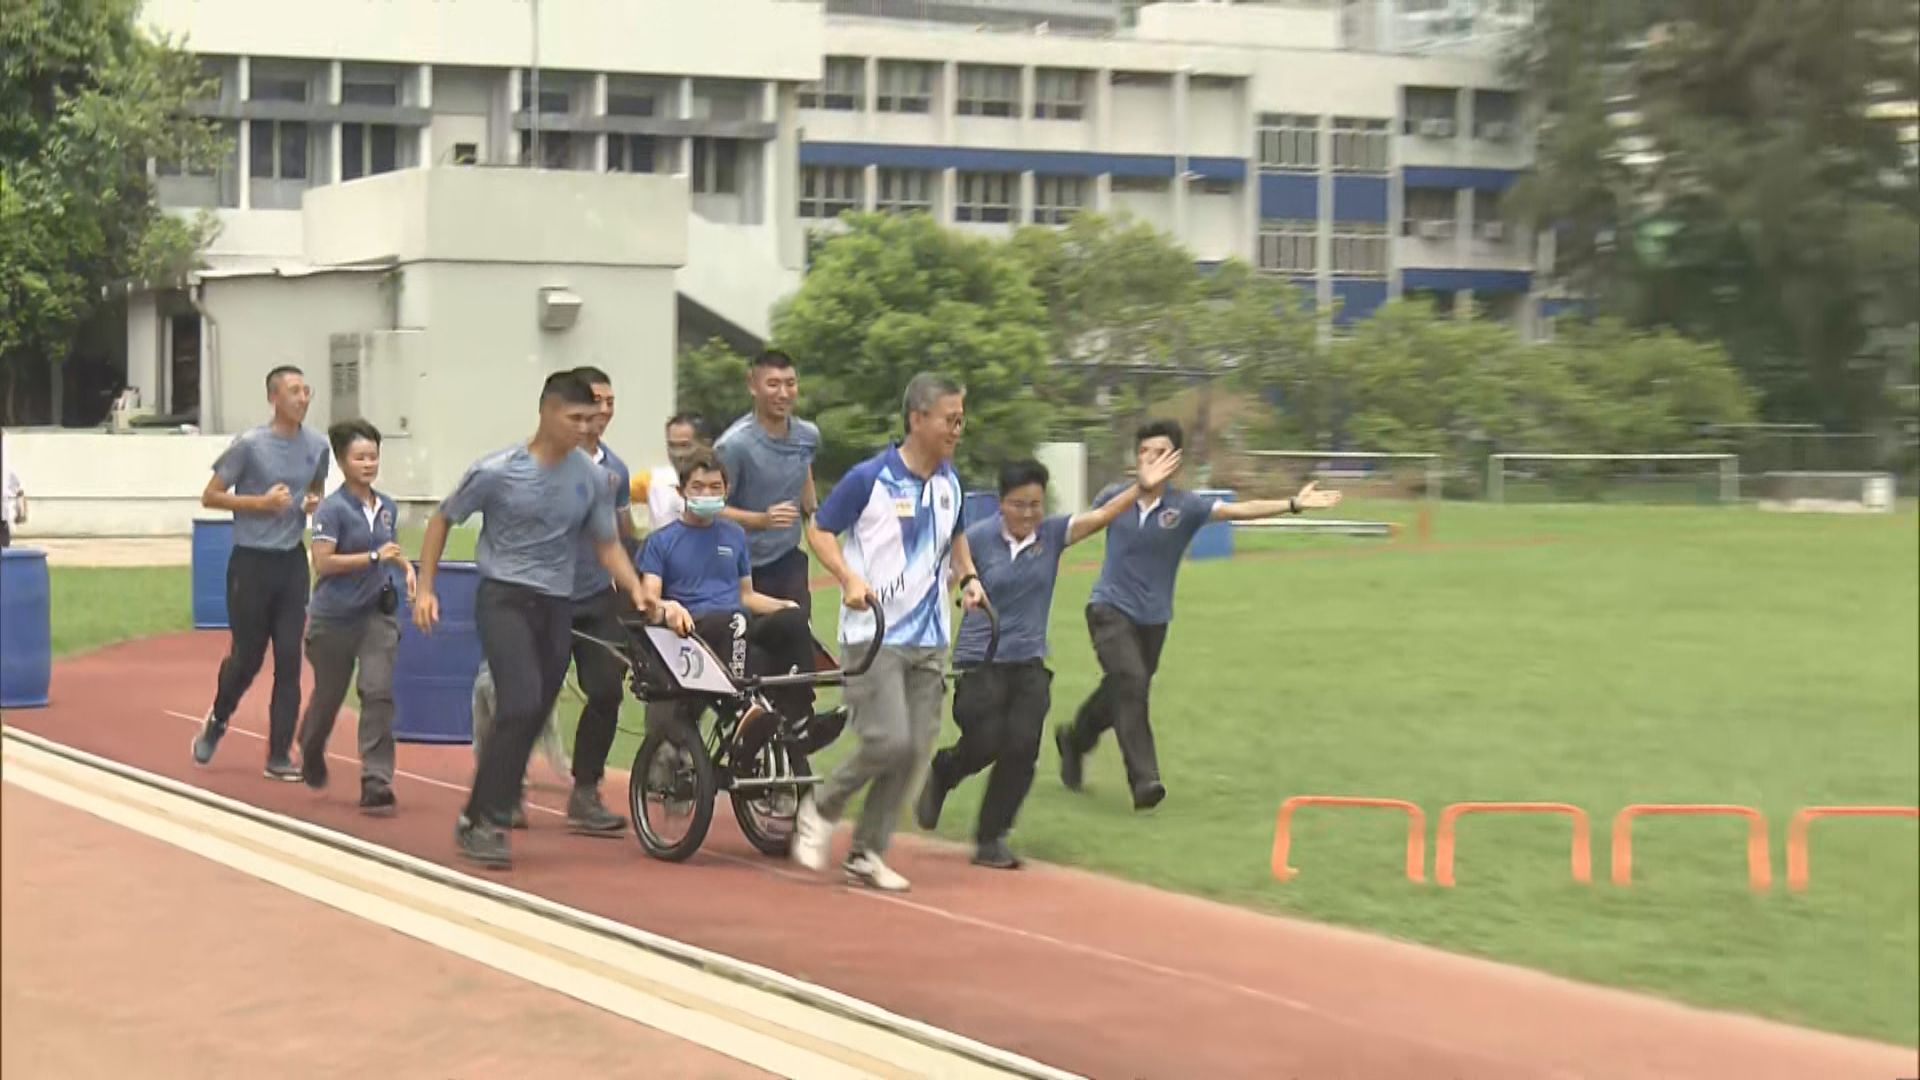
[
  {"x1": 1332, "y1": 279, "x2": 1389, "y2": 323},
  {"x1": 1401, "y1": 166, "x2": 1523, "y2": 193},
  {"x1": 1258, "y1": 173, "x2": 1318, "y2": 219},
  {"x1": 1332, "y1": 175, "x2": 1389, "y2": 221},
  {"x1": 1401, "y1": 268, "x2": 1532, "y2": 293}
]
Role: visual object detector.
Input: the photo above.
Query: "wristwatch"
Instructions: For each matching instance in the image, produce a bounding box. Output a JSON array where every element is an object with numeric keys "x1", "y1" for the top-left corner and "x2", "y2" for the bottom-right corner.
[{"x1": 368, "y1": 550, "x2": 380, "y2": 564}]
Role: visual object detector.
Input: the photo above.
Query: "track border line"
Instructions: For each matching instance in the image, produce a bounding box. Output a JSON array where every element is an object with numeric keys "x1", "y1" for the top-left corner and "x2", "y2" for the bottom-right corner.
[{"x1": 1, "y1": 724, "x2": 1082, "y2": 1080}]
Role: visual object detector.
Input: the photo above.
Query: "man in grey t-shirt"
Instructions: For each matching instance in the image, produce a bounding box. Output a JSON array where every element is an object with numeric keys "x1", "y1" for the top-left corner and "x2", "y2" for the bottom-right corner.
[
  {"x1": 190, "y1": 365, "x2": 331, "y2": 781},
  {"x1": 715, "y1": 349, "x2": 820, "y2": 618},
  {"x1": 414, "y1": 371, "x2": 650, "y2": 871}
]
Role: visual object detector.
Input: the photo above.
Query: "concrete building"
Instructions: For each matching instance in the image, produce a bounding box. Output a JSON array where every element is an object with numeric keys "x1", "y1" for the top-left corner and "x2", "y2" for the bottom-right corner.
[{"x1": 15, "y1": 0, "x2": 1537, "y2": 533}]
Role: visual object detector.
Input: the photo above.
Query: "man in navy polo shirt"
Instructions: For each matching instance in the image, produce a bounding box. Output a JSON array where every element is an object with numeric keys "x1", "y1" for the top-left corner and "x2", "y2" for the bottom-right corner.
[
  {"x1": 1056, "y1": 419, "x2": 1342, "y2": 811},
  {"x1": 297, "y1": 419, "x2": 415, "y2": 814},
  {"x1": 913, "y1": 448, "x2": 1181, "y2": 869}
]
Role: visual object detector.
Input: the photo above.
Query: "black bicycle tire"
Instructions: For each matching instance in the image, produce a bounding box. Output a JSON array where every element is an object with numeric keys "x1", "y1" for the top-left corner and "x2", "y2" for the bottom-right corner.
[
  {"x1": 628, "y1": 716, "x2": 715, "y2": 862},
  {"x1": 730, "y1": 744, "x2": 808, "y2": 858}
]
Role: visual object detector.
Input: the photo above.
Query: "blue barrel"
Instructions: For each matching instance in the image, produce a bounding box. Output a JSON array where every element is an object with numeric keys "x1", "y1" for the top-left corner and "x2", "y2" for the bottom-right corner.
[
  {"x1": 964, "y1": 491, "x2": 1000, "y2": 528},
  {"x1": 191, "y1": 518, "x2": 234, "y2": 629},
  {"x1": 0, "y1": 548, "x2": 52, "y2": 708},
  {"x1": 394, "y1": 562, "x2": 482, "y2": 743},
  {"x1": 1187, "y1": 489, "x2": 1235, "y2": 561}
]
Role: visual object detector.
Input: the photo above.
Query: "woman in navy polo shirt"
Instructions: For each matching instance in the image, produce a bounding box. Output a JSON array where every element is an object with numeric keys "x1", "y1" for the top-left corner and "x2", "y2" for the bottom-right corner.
[
  {"x1": 296, "y1": 419, "x2": 415, "y2": 814},
  {"x1": 913, "y1": 448, "x2": 1181, "y2": 869}
]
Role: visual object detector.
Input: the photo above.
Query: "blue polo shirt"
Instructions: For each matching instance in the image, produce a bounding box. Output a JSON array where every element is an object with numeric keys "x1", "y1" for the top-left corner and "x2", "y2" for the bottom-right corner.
[
  {"x1": 814, "y1": 443, "x2": 965, "y2": 648},
  {"x1": 1086, "y1": 485, "x2": 1220, "y2": 626},
  {"x1": 638, "y1": 518, "x2": 752, "y2": 617},
  {"x1": 309, "y1": 486, "x2": 401, "y2": 621},
  {"x1": 953, "y1": 513, "x2": 1071, "y2": 666},
  {"x1": 570, "y1": 442, "x2": 634, "y2": 601}
]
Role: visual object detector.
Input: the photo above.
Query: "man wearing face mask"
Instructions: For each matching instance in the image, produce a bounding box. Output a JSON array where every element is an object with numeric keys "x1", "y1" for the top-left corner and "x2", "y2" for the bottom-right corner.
[{"x1": 637, "y1": 447, "x2": 823, "y2": 748}]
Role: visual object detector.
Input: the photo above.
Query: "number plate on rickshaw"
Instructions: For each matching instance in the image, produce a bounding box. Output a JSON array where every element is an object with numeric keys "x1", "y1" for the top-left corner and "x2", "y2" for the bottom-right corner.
[{"x1": 643, "y1": 627, "x2": 739, "y2": 695}]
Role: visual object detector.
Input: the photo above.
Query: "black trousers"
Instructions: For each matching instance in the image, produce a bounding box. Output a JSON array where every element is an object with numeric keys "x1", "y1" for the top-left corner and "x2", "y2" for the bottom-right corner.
[
  {"x1": 750, "y1": 547, "x2": 812, "y2": 621},
  {"x1": 568, "y1": 589, "x2": 629, "y2": 787},
  {"x1": 210, "y1": 545, "x2": 311, "y2": 759},
  {"x1": 686, "y1": 607, "x2": 817, "y2": 725},
  {"x1": 933, "y1": 661, "x2": 1053, "y2": 843},
  {"x1": 466, "y1": 580, "x2": 573, "y2": 826},
  {"x1": 1065, "y1": 603, "x2": 1170, "y2": 791}
]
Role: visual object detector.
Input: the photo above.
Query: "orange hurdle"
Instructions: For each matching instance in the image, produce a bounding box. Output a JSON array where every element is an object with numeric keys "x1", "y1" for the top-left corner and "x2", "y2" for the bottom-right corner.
[
  {"x1": 1273, "y1": 796, "x2": 1426, "y2": 884},
  {"x1": 1786, "y1": 806, "x2": 1919, "y2": 892},
  {"x1": 1435, "y1": 802, "x2": 1592, "y2": 887},
  {"x1": 1611, "y1": 804, "x2": 1771, "y2": 891}
]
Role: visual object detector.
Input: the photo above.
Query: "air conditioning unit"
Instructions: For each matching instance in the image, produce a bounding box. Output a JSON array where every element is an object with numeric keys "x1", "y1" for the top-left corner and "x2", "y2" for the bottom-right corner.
[
  {"x1": 1418, "y1": 220, "x2": 1456, "y2": 241},
  {"x1": 1480, "y1": 221, "x2": 1507, "y2": 241},
  {"x1": 329, "y1": 333, "x2": 368, "y2": 421},
  {"x1": 1418, "y1": 118, "x2": 1457, "y2": 138},
  {"x1": 1479, "y1": 120, "x2": 1513, "y2": 142}
]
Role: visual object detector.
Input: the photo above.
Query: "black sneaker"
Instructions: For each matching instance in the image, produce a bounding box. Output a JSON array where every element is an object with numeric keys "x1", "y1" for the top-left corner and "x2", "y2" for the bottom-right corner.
[
  {"x1": 1056, "y1": 727, "x2": 1084, "y2": 792},
  {"x1": 972, "y1": 839, "x2": 1023, "y2": 870},
  {"x1": 455, "y1": 815, "x2": 511, "y2": 870},
  {"x1": 1132, "y1": 780, "x2": 1167, "y2": 811},
  {"x1": 566, "y1": 784, "x2": 626, "y2": 837},
  {"x1": 301, "y1": 753, "x2": 329, "y2": 791},
  {"x1": 191, "y1": 713, "x2": 227, "y2": 766},
  {"x1": 264, "y1": 756, "x2": 303, "y2": 783},
  {"x1": 913, "y1": 770, "x2": 949, "y2": 831},
  {"x1": 801, "y1": 706, "x2": 849, "y2": 754},
  {"x1": 359, "y1": 779, "x2": 397, "y2": 817}
]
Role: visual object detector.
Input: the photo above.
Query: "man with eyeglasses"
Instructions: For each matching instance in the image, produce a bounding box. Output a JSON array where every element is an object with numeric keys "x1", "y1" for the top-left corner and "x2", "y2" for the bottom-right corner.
[{"x1": 912, "y1": 449, "x2": 1182, "y2": 869}]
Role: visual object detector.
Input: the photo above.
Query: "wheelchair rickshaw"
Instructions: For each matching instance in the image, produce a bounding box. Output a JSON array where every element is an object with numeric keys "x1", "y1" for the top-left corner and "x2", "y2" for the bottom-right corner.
[{"x1": 575, "y1": 602, "x2": 996, "y2": 862}]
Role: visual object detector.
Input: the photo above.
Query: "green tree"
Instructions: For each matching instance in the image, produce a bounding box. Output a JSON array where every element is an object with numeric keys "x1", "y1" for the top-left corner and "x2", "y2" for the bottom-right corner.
[
  {"x1": 674, "y1": 337, "x2": 750, "y2": 435},
  {"x1": 1, "y1": 0, "x2": 227, "y2": 424},
  {"x1": 1515, "y1": 0, "x2": 1920, "y2": 430},
  {"x1": 771, "y1": 213, "x2": 1051, "y2": 485}
]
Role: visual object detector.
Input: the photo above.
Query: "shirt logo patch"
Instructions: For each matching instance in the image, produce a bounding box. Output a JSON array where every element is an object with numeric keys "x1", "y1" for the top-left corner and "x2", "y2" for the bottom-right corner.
[
  {"x1": 717, "y1": 546, "x2": 735, "y2": 560},
  {"x1": 1158, "y1": 509, "x2": 1182, "y2": 529},
  {"x1": 378, "y1": 509, "x2": 394, "y2": 532},
  {"x1": 575, "y1": 481, "x2": 590, "y2": 502},
  {"x1": 938, "y1": 492, "x2": 951, "y2": 511},
  {"x1": 893, "y1": 497, "x2": 915, "y2": 518}
]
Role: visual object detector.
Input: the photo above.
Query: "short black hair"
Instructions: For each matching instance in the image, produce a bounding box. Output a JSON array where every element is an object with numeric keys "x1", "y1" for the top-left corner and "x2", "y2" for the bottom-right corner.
[
  {"x1": 266, "y1": 365, "x2": 303, "y2": 394},
  {"x1": 680, "y1": 446, "x2": 727, "y2": 486},
  {"x1": 665, "y1": 412, "x2": 710, "y2": 440},
  {"x1": 572, "y1": 365, "x2": 612, "y2": 388},
  {"x1": 540, "y1": 370, "x2": 596, "y2": 406},
  {"x1": 752, "y1": 349, "x2": 795, "y2": 371},
  {"x1": 1135, "y1": 418, "x2": 1184, "y2": 452},
  {"x1": 327, "y1": 419, "x2": 382, "y2": 461},
  {"x1": 998, "y1": 459, "x2": 1049, "y2": 496}
]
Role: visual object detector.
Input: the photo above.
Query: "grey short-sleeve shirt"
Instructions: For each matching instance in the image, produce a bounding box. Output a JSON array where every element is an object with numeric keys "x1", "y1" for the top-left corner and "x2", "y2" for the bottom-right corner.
[
  {"x1": 212, "y1": 425, "x2": 331, "y2": 551},
  {"x1": 714, "y1": 414, "x2": 819, "y2": 567},
  {"x1": 439, "y1": 444, "x2": 615, "y2": 599}
]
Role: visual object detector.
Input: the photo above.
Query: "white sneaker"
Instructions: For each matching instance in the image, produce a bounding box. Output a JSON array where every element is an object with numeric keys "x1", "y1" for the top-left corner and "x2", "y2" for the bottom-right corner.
[
  {"x1": 844, "y1": 850, "x2": 910, "y2": 893},
  {"x1": 792, "y1": 793, "x2": 832, "y2": 873}
]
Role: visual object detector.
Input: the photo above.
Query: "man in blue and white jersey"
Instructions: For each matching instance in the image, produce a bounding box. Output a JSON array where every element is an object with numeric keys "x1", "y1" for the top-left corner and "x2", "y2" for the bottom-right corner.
[{"x1": 794, "y1": 373, "x2": 988, "y2": 892}]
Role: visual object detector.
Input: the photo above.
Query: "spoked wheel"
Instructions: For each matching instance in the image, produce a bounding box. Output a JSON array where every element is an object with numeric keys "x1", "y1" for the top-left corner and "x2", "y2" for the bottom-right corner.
[
  {"x1": 729, "y1": 739, "x2": 811, "y2": 858},
  {"x1": 628, "y1": 715, "x2": 715, "y2": 862}
]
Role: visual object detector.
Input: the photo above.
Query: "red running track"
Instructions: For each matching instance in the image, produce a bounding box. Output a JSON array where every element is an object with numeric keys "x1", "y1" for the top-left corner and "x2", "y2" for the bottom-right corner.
[{"x1": 7, "y1": 633, "x2": 1914, "y2": 1080}]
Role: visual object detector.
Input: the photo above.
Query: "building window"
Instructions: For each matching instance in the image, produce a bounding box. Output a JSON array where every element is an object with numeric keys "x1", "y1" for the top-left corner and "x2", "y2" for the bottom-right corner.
[
  {"x1": 1331, "y1": 221, "x2": 1388, "y2": 277},
  {"x1": 1473, "y1": 189, "x2": 1507, "y2": 241},
  {"x1": 1473, "y1": 90, "x2": 1518, "y2": 141},
  {"x1": 1192, "y1": 177, "x2": 1235, "y2": 196},
  {"x1": 341, "y1": 123, "x2": 399, "y2": 180},
  {"x1": 1403, "y1": 86, "x2": 1459, "y2": 137},
  {"x1": 691, "y1": 137, "x2": 739, "y2": 195},
  {"x1": 518, "y1": 130, "x2": 576, "y2": 170},
  {"x1": 1403, "y1": 187, "x2": 1457, "y2": 238},
  {"x1": 800, "y1": 165, "x2": 863, "y2": 219},
  {"x1": 1258, "y1": 113, "x2": 1319, "y2": 171},
  {"x1": 1110, "y1": 175, "x2": 1169, "y2": 194},
  {"x1": 607, "y1": 92, "x2": 656, "y2": 118},
  {"x1": 1258, "y1": 219, "x2": 1318, "y2": 274},
  {"x1": 1033, "y1": 175, "x2": 1086, "y2": 224},
  {"x1": 1331, "y1": 117, "x2": 1390, "y2": 172},
  {"x1": 249, "y1": 69, "x2": 310, "y2": 103},
  {"x1": 955, "y1": 170, "x2": 1015, "y2": 223},
  {"x1": 519, "y1": 84, "x2": 572, "y2": 115},
  {"x1": 341, "y1": 72, "x2": 400, "y2": 107},
  {"x1": 607, "y1": 133, "x2": 658, "y2": 173},
  {"x1": 250, "y1": 120, "x2": 309, "y2": 181},
  {"x1": 956, "y1": 65, "x2": 1018, "y2": 118},
  {"x1": 452, "y1": 142, "x2": 478, "y2": 166},
  {"x1": 1034, "y1": 68, "x2": 1087, "y2": 121},
  {"x1": 155, "y1": 120, "x2": 238, "y2": 208},
  {"x1": 876, "y1": 167, "x2": 933, "y2": 213},
  {"x1": 800, "y1": 56, "x2": 864, "y2": 111},
  {"x1": 877, "y1": 60, "x2": 934, "y2": 114}
]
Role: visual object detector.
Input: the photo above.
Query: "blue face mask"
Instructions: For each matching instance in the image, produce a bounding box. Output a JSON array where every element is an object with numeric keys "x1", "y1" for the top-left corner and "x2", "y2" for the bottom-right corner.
[{"x1": 687, "y1": 495, "x2": 726, "y2": 519}]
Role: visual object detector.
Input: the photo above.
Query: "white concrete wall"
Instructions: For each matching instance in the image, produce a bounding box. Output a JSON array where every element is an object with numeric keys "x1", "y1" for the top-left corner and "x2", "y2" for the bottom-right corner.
[
  {"x1": 1036, "y1": 440, "x2": 1087, "y2": 515},
  {"x1": 200, "y1": 271, "x2": 391, "y2": 436},
  {"x1": 141, "y1": 0, "x2": 823, "y2": 82},
  {"x1": 1186, "y1": 187, "x2": 1242, "y2": 262}
]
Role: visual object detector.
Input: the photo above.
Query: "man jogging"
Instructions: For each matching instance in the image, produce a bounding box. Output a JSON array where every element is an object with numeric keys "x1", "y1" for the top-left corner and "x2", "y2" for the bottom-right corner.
[
  {"x1": 415, "y1": 371, "x2": 649, "y2": 870},
  {"x1": 191, "y1": 365, "x2": 330, "y2": 780},
  {"x1": 1056, "y1": 419, "x2": 1341, "y2": 810},
  {"x1": 914, "y1": 449, "x2": 1180, "y2": 868},
  {"x1": 715, "y1": 350, "x2": 819, "y2": 616},
  {"x1": 296, "y1": 420, "x2": 415, "y2": 814},
  {"x1": 793, "y1": 373, "x2": 986, "y2": 892}
]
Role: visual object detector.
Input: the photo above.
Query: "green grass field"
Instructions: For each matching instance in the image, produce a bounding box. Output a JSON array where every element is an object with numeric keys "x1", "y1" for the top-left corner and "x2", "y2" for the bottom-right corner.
[{"x1": 44, "y1": 501, "x2": 1919, "y2": 1043}]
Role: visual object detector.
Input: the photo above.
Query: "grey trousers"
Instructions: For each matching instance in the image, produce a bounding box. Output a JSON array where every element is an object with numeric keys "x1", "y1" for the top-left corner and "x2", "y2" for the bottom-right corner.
[
  {"x1": 815, "y1": 645, "x2": 947, "y2": 857},
  {"x1": 298, "y1": 611, "x2": 398, "y2": 784}
]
